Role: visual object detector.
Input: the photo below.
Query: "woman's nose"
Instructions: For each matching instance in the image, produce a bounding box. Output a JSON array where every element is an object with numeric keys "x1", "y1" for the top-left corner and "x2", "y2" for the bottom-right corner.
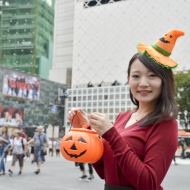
[{"x1": 139, "y1": 77, "x2": 149, "y2": 87}]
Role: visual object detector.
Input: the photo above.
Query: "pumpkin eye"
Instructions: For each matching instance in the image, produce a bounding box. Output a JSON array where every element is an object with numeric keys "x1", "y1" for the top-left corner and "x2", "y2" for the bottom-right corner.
[
  {"x1": 165, "y1": 34, "x2": 167, "y2": 36},
  {"x1": 78, "y1": 137, "x2": 86, "y2": 143},
  {"x1": 66, "y1": 136, "x2": 72, "y2": 141}
]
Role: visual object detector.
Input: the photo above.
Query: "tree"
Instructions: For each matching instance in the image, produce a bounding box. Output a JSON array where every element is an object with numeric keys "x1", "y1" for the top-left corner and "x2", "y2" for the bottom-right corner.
[{"x1": 174, "y1": 71, "x2": 190, "y2": 131}]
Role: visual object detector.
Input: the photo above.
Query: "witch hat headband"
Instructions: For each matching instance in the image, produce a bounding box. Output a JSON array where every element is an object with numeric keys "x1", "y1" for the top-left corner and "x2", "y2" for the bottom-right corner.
[{"x1": 137, "y1": 29, "x2": 185, "y2": 69}]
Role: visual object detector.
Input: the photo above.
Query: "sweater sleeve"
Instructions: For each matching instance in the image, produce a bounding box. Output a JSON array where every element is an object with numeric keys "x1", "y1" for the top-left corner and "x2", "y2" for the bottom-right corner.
[
  {"x1": 92, "y1": 156, "x2": 105, "y2": 179},
  {"x1": 92, "y1": 113, "x2": 125, "y2": 180},
  {"x1": 102, "y1": 119, "x2": 178, "y2": 190}
]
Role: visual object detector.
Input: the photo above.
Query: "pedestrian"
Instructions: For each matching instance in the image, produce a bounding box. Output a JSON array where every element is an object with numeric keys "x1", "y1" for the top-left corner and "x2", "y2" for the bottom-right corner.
[
  {"x1": 173, "y1": 155, "x2": 177, "y2": 165},
  {"x1": 8, "y1": 130, "x2": 27, "y2": 176},
  {"x1": 79, "y1": 163, "x2": 94, "y2": 182},
  {"x1": 0, "y1": 126, "x2": 10, "y2": 175},
  {"x1": 68, "y1": 29, "x2": 184, "y2": 189},
  {"x1": 48, "y1": 138, "x2": 53, "y2": 156},
  {"x1": 180, "y1": 138, "x2": 187, "y2": 159},
  {"x1": 27, "y1": 126, "x2": 48, "y2": 174},
  {"x1": 55, "y1": 139, "x2": 60, "y2": 157},
  {"x1": 28, "y1": 137, "x2": 35, "y2": 163}
]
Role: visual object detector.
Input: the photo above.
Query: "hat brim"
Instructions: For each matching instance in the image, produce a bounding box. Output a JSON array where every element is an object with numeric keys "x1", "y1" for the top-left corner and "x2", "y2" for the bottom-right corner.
[{"x1": 137, "y1": 42, "x2": 178, "y2": 68}]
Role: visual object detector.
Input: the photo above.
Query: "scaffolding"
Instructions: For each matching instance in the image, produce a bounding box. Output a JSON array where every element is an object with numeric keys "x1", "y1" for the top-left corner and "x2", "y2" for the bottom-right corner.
[{"x1": 0, "y1": 0, "x2": 55, "y2": 75}]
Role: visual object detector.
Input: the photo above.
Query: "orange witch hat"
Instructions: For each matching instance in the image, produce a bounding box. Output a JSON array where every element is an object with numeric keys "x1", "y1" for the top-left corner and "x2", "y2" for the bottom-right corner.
[{"x1": 137, "y1": 29, "x2": 185, "y2": 68}]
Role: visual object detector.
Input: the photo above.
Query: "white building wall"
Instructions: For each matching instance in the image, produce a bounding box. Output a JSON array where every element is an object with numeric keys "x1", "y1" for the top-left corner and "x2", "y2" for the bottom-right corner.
[
  {"x1": 49, "y1": 0, "x2": 74, "y2": 84},
  {"x1": 72, "y1": 0, "x2": 190, "y2": 88},
  {"x1": 65, "y1": 85, "x2": 136, "y2": 132}
]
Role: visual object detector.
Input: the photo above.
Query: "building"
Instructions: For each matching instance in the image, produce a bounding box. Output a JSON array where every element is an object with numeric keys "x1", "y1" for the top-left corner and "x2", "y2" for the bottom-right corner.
[
  {"x1": 0, "y1": 0, "x2": 55, "y2": 79},
  {"x1": 0, "y1": 66, "x2": 66, "y2": 137},
  {"x1": 51, "y1": 0, "x2": 190, "y2": 132}
]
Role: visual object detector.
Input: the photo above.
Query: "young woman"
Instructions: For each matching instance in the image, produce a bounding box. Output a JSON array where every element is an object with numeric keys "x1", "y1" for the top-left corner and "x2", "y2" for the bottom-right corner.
[
  {"x1": 8, "y1": 130, "x2": 27, "y2": 176},
  {"x1": 0, "y1": 126, "x2": 10, "y2": 175},
  {"x1": 68, "y1": 30, "x2": 184, "y2": 190}
]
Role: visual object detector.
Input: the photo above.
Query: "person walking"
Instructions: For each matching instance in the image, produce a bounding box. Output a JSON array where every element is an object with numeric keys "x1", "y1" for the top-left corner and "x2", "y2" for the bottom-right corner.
[
  {"x1": 55, "y1": 139, "x2": 60, "y2": 157},
  {"x1": 180, "y1": 139, "x2": 187, "y2": 159},
  {"x1": 28, "y1": 126, "x2": 48, "y2": 174},
  {"x1": 48, "y1": 138, "x2": 53, "y2": 156},
  {"x1": 8, "y1": 130, "x2": 27, "y2": 176},
  {"x1": 68, "y1": 30, "x2": 183, "y2": 189},
  {"x1": 79, "y1": 163, "x2": 94, "y2": 182},
  {"x1": 0, "y1": 126, "x2": 10, "y2": 175}
]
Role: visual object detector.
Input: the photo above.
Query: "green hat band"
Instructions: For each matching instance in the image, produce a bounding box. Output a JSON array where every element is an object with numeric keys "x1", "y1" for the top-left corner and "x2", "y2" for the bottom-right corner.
[{"x1": 151, "y1": 44, "x2": 171, "y2": 57}]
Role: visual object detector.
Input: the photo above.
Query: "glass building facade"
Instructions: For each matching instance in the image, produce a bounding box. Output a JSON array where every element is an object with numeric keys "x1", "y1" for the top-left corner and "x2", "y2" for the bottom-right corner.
[{"x1": 0, "y1": 0, "x2": 55, "y2": 78}]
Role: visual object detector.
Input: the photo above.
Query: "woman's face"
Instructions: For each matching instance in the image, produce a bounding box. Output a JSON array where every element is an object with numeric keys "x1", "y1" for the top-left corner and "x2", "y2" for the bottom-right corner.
[
  {"x1": 128, "y1": 59, "x2": 162, "y2": 106},
  {"x1": 4, "y1": 111, "x2": 9, "y2": 118},
  {"x1": 2, "y1": 126, "x2": 6, "y2": 133}
]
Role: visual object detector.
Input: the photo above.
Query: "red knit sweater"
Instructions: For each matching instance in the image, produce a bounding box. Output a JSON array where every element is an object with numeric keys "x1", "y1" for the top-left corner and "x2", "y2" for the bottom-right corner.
[{"x1": 92, "y1": 111, "x2": 178, "y2": 190}]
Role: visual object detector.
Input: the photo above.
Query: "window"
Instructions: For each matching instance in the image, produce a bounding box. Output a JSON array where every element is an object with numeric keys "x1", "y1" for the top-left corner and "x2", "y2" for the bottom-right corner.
[
  {"x1": 109, "y1": 88, "x2": 114, "y2": 93},
  {"x1": 121, "y1": 87, "x2": 126, "y2": 93},
  {"x1": 109, "y1": 115, "x2": 114, "y2": 120},
  {"x1": 104, "y1": 95, "x2": 108, "y2": 100},
  {"x1": 83, "y1": 89, "x2": 86, "y2": 94},
  {"x1": 93, "y1": 102, "x2": 97, "y2": 107},
  {"x1": 78, "y1": 96, "x2": 81, "y2": 101},
  {"x1": 93, "y1": 89, "x2": 97, "y2": 94},
  {"x1": 104, "y1": 108, "x2": 108, "y2": 113},
  {"x1": 73, "y1": 97, "x2": 76, "y2": 101},
  {"x1": 115, "y1": 108, "x2": 120, "y2": 113},
  {"x1": 83, "y1": 96, "x2": 86, "y2": 101},
  {"x1": 121, "y1": 108, "x2": 126, "y2": 112},
  {"x1": 115, "y1": 94, "x2": 120, "y2": 99},
  {"x1": 88, "y1": 89, "x2": 92, "y2": 94},
  {"x1": 109, "y1": 101, "x2": 114, "y2": 106},
  {"x1": 127, "y1": 101, "x2": 131, "y2": 106},
  {"x1": 121, "y1": 94, "x2": 125, "y2": 99},
  {"x1": 93, "y1": 95, "x2": 97, "y2": 100},
  {"x1": 84, "y1": 0, "x2": 125, "y2": 8},
  {"x1": 104, "y1": 101, "x2": 108, "y2": 106},
  {"x1": 115, "y1": 101, "x2": 120, "y2": 106},
  {"x1": 109, "y1": 94, "x2": 114, "y2": 99},
  {"x1": 104, "y1": 88, "x2": 108, "y2": 93},
  {"x1": 109, "y1": 108, "x2": 113, "y2": 113},
  {"x1": 88, "y1": 96, "x2": 92, "y2": 101},
  {"x1": 98, "y1": 108, "x2": 102, "y2": 113},
  {"x1": 98, "y1": 95, "x2": 102, "y2": 100},
  {"x1": 121, "y1": 101, "x2": 125, "y2": 106}
]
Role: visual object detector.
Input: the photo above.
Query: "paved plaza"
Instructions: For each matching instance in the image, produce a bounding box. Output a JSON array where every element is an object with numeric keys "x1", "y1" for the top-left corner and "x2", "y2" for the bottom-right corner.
[{"x1": 0, "y1": 155, "x2": 189, "y2": 190}]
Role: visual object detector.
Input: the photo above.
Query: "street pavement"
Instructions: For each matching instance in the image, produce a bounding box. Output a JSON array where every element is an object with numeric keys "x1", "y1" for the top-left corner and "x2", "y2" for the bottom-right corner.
[{"x1": 0, "y1": 155, "x2": 189, "y2": 190}]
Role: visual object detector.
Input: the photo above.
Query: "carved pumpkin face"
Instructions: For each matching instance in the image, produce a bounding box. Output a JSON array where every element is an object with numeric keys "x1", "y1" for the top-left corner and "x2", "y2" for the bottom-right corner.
[
  {"x1": 60, "y1": 128, "x2": 104, "y2": 163},
  {"x1": 155, "y1": 30, "x2": 185, "y2": 54}
]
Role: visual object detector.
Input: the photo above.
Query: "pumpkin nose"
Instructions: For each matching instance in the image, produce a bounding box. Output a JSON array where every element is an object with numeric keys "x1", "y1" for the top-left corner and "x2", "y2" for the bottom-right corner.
[{"x1": 70, "y1": 143, "x2": 77, "y2": 150}]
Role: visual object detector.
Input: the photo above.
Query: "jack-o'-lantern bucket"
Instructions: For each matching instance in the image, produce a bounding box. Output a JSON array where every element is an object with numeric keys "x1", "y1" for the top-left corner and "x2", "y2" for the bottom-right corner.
[{"x1": 60, "y1": 127, "x2": 104, "y2": 163}]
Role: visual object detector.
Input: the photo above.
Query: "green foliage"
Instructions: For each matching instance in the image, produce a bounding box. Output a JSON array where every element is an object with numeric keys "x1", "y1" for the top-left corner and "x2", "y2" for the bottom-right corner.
[
  {"x1": 174, "y1": 71, "x2": 190, "y2": 130},
  {"x1": 175, "y1": 71, "x2": 190, "y2": 112}
]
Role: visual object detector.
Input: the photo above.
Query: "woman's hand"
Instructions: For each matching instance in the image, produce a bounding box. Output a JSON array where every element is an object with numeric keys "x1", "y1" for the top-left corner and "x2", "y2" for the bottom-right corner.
[
  {"x1": 68, "y1": 108, "x2": 89, "y2": 128},
  {"x1": 88, "y1": 112, "x2": 113, "y2": 136}
]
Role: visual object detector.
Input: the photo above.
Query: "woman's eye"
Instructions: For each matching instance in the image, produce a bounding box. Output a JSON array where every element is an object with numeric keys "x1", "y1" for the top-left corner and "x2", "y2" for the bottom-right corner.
[
  {"x1": 149, "y1": 74, "x2": 156, "y2": 77},
  {"x1": 132, "y1": 75, "x2": 139, "y2": 78}
]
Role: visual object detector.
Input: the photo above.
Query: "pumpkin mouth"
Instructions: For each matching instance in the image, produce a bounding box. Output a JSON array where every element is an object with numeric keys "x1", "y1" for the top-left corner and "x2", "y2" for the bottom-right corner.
[
  {"x1": 159, "y1": 37, "x2": 169, "y2": 43},
  {"x1": 64, "y1": 148, "x2": 87, "y2": 158}
]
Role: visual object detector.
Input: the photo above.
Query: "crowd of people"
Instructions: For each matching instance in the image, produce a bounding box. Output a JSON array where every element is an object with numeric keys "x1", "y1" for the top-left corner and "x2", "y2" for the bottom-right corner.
[
  {"x1": 0, "y1": 126, "x2": 62, "y2": 176},
  {"x1": 4, "y1": 74, "x2": 40, "y2": 100}
]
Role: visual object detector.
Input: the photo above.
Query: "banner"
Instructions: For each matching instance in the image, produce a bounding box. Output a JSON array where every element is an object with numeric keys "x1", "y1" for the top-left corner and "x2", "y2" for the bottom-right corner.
[
  {"x1": 0, "y1": 106, "x2": 24, "y2": 127},
  {"x1": 2, "y1": 69, "x2": 40, "y2": 100}
]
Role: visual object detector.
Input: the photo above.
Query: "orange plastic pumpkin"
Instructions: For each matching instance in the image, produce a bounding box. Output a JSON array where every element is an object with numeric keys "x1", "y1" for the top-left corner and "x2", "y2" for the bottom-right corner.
[{"x1": 60, "y1": 128, "x2": 104, "y2": 163}]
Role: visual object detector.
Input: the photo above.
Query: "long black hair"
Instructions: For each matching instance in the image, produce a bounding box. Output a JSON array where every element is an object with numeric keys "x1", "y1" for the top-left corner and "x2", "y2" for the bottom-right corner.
[{"x1": 127, "y1": 53, "x2": 178, "y2": 126}]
